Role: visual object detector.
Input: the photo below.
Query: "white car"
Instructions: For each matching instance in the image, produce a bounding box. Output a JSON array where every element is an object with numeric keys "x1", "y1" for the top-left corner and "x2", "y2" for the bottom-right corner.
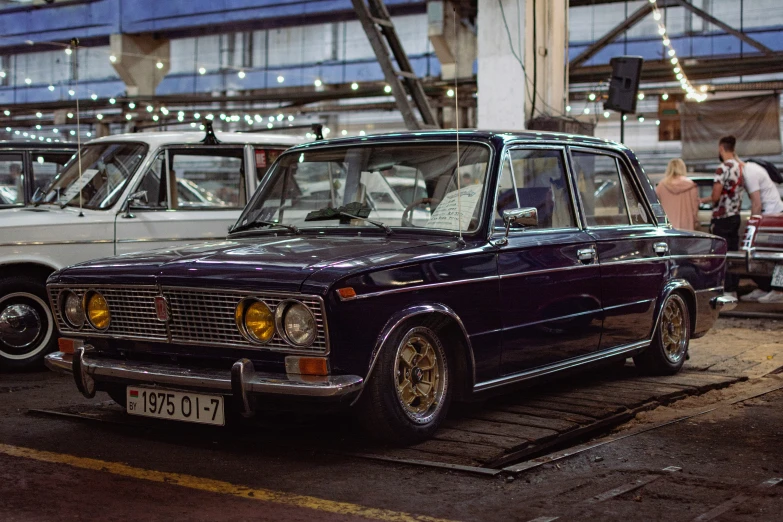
[{"x1": 0, "y1": 130, "x2": 300, "y2": 369}]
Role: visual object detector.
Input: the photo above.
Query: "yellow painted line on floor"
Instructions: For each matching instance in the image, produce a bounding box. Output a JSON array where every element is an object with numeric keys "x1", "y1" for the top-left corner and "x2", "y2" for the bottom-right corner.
[{"x1": 0, "y1": 443, "x2": 454, "y2": 522}]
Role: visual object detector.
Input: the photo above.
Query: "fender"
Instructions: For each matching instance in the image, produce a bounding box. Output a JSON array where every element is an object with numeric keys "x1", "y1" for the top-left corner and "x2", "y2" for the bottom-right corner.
[
  {"x1": 0, "y1": 257, "x2": 61, "y2": 274},
  {"x1": 352, "y1": 303, "x2": 476, "y2": 405},
  {"x1": 649, "y1": 278, "x2": 696, "y2": 340}
]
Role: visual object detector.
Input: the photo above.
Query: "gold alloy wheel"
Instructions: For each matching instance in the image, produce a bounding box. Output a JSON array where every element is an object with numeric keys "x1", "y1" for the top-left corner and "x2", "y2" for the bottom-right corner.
[
  {"x1": 660, "y1": 294, "x2": 688, "y2": 364},
  {"x1": 393, "y1": 330, "x2": 446, "y2": 424}
]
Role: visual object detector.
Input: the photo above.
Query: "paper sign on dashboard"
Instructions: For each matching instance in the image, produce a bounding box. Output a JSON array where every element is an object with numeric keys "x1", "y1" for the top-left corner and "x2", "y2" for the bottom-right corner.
[{"x1": 425, "y1": 184, "x2": 483, "y2": 231}]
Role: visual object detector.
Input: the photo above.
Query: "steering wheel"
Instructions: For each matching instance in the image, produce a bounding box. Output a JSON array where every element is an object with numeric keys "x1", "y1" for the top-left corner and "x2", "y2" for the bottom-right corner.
[{"x1": 401, "y1": 198, "x2": 438, "y2": 227}]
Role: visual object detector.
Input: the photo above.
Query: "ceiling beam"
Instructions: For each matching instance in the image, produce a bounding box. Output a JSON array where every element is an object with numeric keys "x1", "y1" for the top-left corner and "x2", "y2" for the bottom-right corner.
[
  {"x1": 569, "y1": 0, "x2": 678, "y2": 68},
  {"x1": 670, "y1": 0, "x2": 774, "y2": 57},
  {"x1": 570, "y1": 52, "x2": 783, "y2": 84}
]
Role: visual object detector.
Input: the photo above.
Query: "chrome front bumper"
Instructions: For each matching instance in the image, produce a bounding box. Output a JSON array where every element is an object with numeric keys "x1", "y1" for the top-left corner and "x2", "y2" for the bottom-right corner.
[
  {"x1": 727, "y1": 249, "x2": 783, "y2": 277},
  {"x1": 45, "y1": 349, "x2": 363, "y2": 412}
]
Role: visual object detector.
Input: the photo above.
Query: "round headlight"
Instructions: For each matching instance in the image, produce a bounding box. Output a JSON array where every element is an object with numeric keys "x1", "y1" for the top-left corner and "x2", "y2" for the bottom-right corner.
[
  {"x1": 236, "y1": 299, "x2": 275, "y2": 343},
  {"x1": 85, "y1": 291, "x2": 110, "y2": 330},
  {"x1": 277, "y1": 301, "x2": 316, "y2": 347},
  {"x1": 61, "y1": 290, "x2": 85, "y2": 329}
]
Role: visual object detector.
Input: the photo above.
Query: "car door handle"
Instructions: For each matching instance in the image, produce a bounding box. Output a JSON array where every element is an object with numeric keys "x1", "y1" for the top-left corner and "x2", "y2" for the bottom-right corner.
[
  {"x1": 654, "y1": 242, "x2": 669, "y2": 256},
  {"x1": 577, "y1": 247, "x2": 596, "y2": 263}
]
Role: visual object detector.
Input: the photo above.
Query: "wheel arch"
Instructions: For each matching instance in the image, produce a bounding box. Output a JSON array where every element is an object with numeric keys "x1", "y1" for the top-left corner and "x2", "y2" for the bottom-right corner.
[
  {"x1": 652, "y1": 279, "x2": 697, "y2": 339},
  {"x1": 354, "y1": 303, "x2": 476, "y2": 404},
  {"x1": 0, "y1": 261, "x2": 59, "y2": 283}
]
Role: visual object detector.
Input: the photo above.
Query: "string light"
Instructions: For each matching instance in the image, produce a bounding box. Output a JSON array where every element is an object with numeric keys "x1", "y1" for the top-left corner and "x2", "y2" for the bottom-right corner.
[{"x1": 649, "y1": 0, "x2": 706, "y2": 102}]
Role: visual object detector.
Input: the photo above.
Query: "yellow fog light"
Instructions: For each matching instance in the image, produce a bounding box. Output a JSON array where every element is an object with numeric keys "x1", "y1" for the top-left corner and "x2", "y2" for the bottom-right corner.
[
  {"x1": 236, "y1": 299, "x2": 275, "y2": 344},
  {"x1": 85, "y1": 291, "x2": 110, "y2": 330}
]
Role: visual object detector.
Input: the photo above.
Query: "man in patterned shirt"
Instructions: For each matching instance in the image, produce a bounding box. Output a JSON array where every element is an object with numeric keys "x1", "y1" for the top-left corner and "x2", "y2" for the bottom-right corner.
[{"x1": 700, "y1": 135, "x2": 744, "y2": 297}]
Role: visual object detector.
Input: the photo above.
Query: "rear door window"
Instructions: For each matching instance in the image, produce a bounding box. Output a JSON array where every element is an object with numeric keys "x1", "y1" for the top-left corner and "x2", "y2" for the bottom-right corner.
[
  {"x1": 0, "y1": 153, "x2": 26, "y2": 205},
  {"x1": 168, "y1": 148, "x2": 246, "y2": 209}
]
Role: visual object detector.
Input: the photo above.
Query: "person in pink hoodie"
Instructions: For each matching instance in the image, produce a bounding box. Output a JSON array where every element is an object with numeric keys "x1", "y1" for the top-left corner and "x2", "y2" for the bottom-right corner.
[{"x1": 655, "y1": 158, "x2": 699, "y2": 230}]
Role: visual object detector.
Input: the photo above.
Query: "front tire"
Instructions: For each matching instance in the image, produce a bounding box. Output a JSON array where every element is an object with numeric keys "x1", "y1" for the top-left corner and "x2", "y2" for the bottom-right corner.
[
  {"x1": 358, "y1": 325, "x2": 452, "y2": 444},
  {"x1": 634, "y1": 293, "x2": 690, "y2": 375},
  {"x1": 0, "y1": 276, "x2": 56, "y2": 370}
]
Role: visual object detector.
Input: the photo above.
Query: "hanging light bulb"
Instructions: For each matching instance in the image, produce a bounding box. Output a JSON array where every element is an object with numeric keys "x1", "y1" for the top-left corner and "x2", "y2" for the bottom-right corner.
[
  {"x1": 351, "y1": 82, "x2": 359, "y2": 90},
  {"x1": 109, "y1": 55, "x2": 117, "y2": 63},
  {"x1": 277, "y1": 75, "x2": 285, "y2": 83},
  {"x1": 199, "y1": 67, "x2": 206, "y2": 75},
  {"x1": 314, "y1": 78, "x2": 322, "y2": 87},
  {"x1": 65, "y1": 48, "x2": 72, "y2": 55},
  {"x1": 238, "y1": 70, "x2": 246, "y2": 79},
  {"x1": 156, "y1": 61, "x2": 164, "y2": 69}
]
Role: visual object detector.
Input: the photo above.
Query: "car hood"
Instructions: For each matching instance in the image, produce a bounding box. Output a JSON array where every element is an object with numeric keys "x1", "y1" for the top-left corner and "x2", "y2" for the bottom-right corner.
[
  {"x1": 0, "y1": 206, "x2": 113, "y2": 243},
  {"x1": 53, "y1": 233, "x2": 455, "y2": 293}
]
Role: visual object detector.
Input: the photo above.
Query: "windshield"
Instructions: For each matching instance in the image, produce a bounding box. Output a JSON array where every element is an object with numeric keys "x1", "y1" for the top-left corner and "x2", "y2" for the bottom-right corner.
[
  {"x1": 234, "y1": 142, "x2": 491, "y2": 233},
  {"x1": 38, "y1": 142, "x2": 147, "y2": 210}
]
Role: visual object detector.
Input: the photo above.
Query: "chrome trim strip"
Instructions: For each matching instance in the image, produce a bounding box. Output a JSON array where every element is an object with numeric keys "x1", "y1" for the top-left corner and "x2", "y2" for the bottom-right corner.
[
  {"x1": 599, "y1": 257, "x2": 667, "y2": 267},
  {"x1": 344, "y1": 274, "x2": 499, "y2": 301},
  {"x1": 757, "y1": 227, "x2": 783, "y2": 233},
  {"x1": 45, "y1": 351, "x2": 363, "y2": 399},
  {"x1": 0, "y1": 239, "x2": 114, "y2": 247},
  {"x1": 669, "y1": 254, "x2": 727, "y2": 259},
  {"x1": 115, "y1": 237, "x2": 219, "y2": 244},
  {"x1": 498, "y1": 263, "x2": 594, "y2": 280},
  {"x1": 473, "y1": 340, "x2": 650, "y2": 392},
  {"x1": 602, "y1": 298, "x2": 655, "y2": 312}
]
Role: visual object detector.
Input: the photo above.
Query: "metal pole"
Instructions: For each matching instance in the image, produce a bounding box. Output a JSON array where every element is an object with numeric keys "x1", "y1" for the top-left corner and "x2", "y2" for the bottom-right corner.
[{"x1": 620, "y1": 112, "x2": 625, "y2": 144}]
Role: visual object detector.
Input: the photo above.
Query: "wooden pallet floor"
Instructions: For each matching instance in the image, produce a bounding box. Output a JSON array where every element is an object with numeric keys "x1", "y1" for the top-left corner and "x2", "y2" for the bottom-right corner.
[{"x1": 30, "y1": 366, "x2": 745, "y2": 471}]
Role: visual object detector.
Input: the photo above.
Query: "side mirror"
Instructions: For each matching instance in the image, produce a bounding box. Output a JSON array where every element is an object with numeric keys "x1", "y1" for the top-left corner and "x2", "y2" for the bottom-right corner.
[
  {"x1": 495, "y1": 207, "x2": 538, "y2": 246},
  {"x1": 122, "y1": 190, "x2": 148, "y2": 219}
]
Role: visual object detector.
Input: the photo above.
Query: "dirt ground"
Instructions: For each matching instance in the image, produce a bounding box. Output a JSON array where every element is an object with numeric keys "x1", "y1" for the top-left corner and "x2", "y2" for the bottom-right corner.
[{"x1": 1, "y1": 316, "x2": 783, "y2": 521}]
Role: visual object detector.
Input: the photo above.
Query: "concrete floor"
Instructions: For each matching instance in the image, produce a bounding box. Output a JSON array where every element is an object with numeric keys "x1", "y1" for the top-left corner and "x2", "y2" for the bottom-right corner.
[{"x1": 1, "y1": 316, "x2": 782, "y2": 521}]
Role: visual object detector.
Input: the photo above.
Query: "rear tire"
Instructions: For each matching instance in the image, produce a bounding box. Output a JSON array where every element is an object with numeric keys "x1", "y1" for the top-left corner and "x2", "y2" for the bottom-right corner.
[
  {"x1": 357, "y1": 325, "x2": 452, "y2": 444},
  {"x1": 634, "y1": 293, "x2": 690, "y2": 376},
  {"x1": 0, "y1": 276, "x2": 56, "y2": 371}
]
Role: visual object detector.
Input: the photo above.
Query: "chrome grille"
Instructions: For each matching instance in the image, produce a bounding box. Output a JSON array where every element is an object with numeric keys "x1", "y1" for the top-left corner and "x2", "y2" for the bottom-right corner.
[
  {"x1": 47, "y1": 284, "x2": 328, "y2": 354},
  {"x1": 48, "y1": 285, "x2": 167, "y2": 341},
  {"x1": 165, "y1": 287, "x2": 327, "y2": 353}
]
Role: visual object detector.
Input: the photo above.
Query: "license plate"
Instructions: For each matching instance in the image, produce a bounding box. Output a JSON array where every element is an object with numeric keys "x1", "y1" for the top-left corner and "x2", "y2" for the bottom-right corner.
[
  {"x1": 126, "y1": 386, "x2": 225, "y2": 426},
  {"x1": 773, "y1": 265, "x2": 783, "y2": 288}
]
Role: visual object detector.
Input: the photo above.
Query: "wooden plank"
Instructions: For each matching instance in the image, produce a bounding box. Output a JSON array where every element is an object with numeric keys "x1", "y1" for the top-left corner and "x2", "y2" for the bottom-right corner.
[
  {"x1": 495, "y1": 404, "x2": 598, "y2": 425},
  {"x1": 470, "y1": 410, "x2": 578, "y2": 433},
  {"x1": 433, "y1": 428, "x2": 528, "y2": 449},
  {"x1": 523, "y1": 399, "x2": 626, "y2": 419},
  {"x1": 595, "y1": 380, "x2": 697, "y2": 394},
  {"x1": 443, "y1": 418, "x2": 559, "y2": 442},
  {"x1": 551, "y1": 390, "x2": 652, "y2": 409},
  {"x1": 538, "y1": 395, "x2": 629, "y2": 411},
  {"x1": 377, "y1": 448, "x2": 484, "y2": 468},
  {"x1": 635, "y1": 373, "x2": 743, "y2": 389},
  {"x1": 407, "y1": 439, "x2": 505, "y2": 462},
  {"x1": 588, "y1": 382, "x2": 692, "y2": 402}
]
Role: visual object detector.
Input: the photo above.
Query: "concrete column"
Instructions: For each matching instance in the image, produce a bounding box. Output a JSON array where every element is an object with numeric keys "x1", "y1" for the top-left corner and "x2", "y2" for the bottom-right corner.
[
  {"x1": 476, "y1": 0, "x2": 526, "y2": 129},
  {"x1": 428, "y1": 1, "x2": 477, "y2": 81},
  {"x1": 524, "y1": 0, "x2": 567, "y2": 120},
  {"x1": 110, "y1": 34, "x2": 170, "y2": 97}
]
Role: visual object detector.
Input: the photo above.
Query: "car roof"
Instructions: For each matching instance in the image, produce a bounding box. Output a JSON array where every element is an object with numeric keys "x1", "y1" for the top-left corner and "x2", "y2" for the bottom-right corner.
[
  {"x1": 288, "y1": 129, "x2": 623, "y2": 151},
  {"x1": 0, "y1": 140, "x2": 79, "y2": 150},
  {"x1": 87, "y1": 131, "x2": 303, "y2": 148}
]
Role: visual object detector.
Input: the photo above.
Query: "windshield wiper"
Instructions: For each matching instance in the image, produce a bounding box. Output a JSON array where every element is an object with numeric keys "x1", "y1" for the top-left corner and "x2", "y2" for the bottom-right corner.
[
  {"x1": 305, "y1": 203, "x2": 392, "y2": 235},
  {"x1": 229, "y1": 220, "x2": 300, "y2": 235}
]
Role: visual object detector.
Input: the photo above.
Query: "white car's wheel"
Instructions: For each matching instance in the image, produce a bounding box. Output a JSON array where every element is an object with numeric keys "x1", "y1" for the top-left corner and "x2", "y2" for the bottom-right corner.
[{"x1": 0, "y1": 276, "x2": 56, "y2": 370}]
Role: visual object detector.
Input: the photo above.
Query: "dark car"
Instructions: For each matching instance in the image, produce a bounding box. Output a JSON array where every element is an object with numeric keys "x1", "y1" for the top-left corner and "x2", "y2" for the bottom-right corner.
[
  {"x1": 0, "y1": 141, "x2": 77, "y2": 208},
  {"x1": 43, "y1": 131, "x2": 734, "y2": 443}
]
